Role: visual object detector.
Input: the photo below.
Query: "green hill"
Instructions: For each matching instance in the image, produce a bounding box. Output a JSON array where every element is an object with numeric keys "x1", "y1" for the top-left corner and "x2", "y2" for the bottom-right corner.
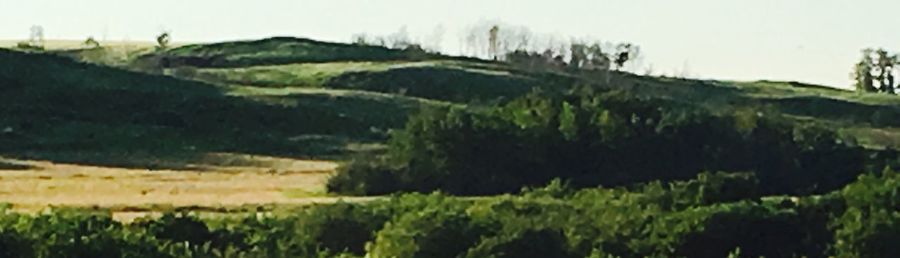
[
  {"x1": 10, "y1": 36, "x2": 900, "y2": 169},
  {"x1": 0, "y1": 49, "x2": 439, "y2": 168},
  {"x1": 153, "y1": 37, "x2": 452, "y2": 68},
  {"x1": 136, "y1": 37, "x2": 900, "y2": 149}
]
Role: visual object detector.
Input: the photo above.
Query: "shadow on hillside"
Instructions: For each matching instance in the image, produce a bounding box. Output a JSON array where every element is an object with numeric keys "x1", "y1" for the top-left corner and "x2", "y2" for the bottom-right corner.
[
  {"x1": 0, "y1": 49, "x2": 384, "y2": 170},
  {"x1": 324, "y1": 66, "x2": 543, "y2": 102},
  {"x1": 5, "y1": 136, "x2": 356, "y2": 171},
  {"x1": 0, "y1": 161, "x2": 32, "y2": 170},
  {"x1": 760, "y1": 96, "x2": 900, "y2": 127}
]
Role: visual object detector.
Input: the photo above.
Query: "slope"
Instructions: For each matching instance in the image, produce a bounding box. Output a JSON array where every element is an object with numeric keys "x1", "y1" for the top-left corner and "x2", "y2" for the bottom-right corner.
[
  {"x1": 0, "y1": 49, "x2": 438, "y2": 168},
  {"x1": 52, "y1": 37, "x2": 900, "y2": 149}
]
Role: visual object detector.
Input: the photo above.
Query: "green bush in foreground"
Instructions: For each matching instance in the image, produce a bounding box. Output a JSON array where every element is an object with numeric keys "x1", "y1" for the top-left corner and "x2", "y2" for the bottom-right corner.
[{"x1": 0, "y1": 172, "x2": 896, "y2": 258}]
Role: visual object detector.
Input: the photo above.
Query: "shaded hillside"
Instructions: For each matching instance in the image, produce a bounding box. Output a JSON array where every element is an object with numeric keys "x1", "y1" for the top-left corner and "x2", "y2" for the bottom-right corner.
[
  {"x1": 0, "y1": 49, "x2": 434, "y2": 168},
  {"x1": 188, "y1": 60, "x2": 577, "y2": 102},
  {"x1": 39, "y1": 37, "x2": 900, "y2": 150}
]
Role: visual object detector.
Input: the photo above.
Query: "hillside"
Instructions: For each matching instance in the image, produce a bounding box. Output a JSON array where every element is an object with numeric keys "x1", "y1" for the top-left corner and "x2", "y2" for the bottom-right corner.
[
  {"x1": 0, "y1": 49, "x2": 440, "y2": 169},
  {"x1": 144, "y1": 37, "x2": 900, "y2": 149},
  {"x1": 7, "y1": 36, "x2": 900, "y2": 166},
  {"x1": 1, "y1": 36, "x2": 898, "y2": 258}
]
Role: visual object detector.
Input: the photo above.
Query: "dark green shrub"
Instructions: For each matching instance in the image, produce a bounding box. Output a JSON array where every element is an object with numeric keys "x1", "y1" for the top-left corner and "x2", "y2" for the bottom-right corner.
[
  {"x1": 135, "y1": 213, "x2": 215, "y2": 246},
  {"x1": 331, "y1": 90, "x2": 878, "y2": 196},
  {"x1": 0, "y1": 230, "x2": 33, "y2": 258},
  {"x1": 832, "y1": 171, "x2": 900, "y2": 258},
  {"x1": 368, "y1": 207, "x2": 492, "y2": 258},
  {"x1": 327, "y1": 157, "x2": 401, "y2": 195},
  {"x1": 663, "y1": 203, "x2": 810, "y2": 258},
  {"x1": 465, "y1": 228, "x2": 578, "y2": 258},
  {"x1": 295, "y1": 202, "x2": 392, "y2": 256}
]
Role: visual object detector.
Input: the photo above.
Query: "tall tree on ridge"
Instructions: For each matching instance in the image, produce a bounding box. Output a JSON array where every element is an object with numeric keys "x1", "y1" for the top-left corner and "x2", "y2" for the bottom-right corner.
[
  {"x1": 489, "y1": 25, "x2": 500, "y2": 60},
  {"x1": 853, "y1": 49, "x2": 877, "y2": 92},
  {"x1": 875, "y1": 49, "x2": 896, "y2": 94}
]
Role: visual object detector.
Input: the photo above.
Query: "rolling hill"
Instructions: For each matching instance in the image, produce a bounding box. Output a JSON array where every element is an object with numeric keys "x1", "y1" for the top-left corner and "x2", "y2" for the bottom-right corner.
[
  {"x1": 146, "y1": 37, "x2": 900, "y2": 149},
  {"x1": 0, "y1": 48, "x2": 440, "y2": 169},
  {"x1": 5, "y1": 36, "x2": 900, "y2": 169}
]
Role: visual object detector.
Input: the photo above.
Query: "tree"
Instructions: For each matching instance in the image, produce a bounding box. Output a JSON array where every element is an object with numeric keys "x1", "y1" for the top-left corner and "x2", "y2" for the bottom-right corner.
[
  {"x1": 875, "y1": 49, "x2": 897, "y2": 94},
  {"x1": 587, "y1": 43, "x2": 610, "y2": 71},
  {"x1": 156, "y1": 32, "x2": 171, "y2": 50},
  {"x1": 613, "y1": 43, "x2": 639, "y2": 71},
  {"x1": 29, "y1": 25, "x2": 45, "y2": 48},
  {"x1": 854, "y1": 49, "x2": 878, "y2": 93},
  {"x1": 569, "y1": 43, "x2": 588, "y2": 69},
  {"x1": 489, "y1": 25, "x2": 500, "y2": 60},
  {"x1": 425, "y1": 25, "x2": 446, "y2": 53},
  {"x1": 83, "y1": 36, "x2": 100, "y2": 48},
  {"x1": 351, "y1": 33, "x2": 369, "y2": 45},
  {"x1": 387, "y1": 26, "x2": 412, "y2": 49}
]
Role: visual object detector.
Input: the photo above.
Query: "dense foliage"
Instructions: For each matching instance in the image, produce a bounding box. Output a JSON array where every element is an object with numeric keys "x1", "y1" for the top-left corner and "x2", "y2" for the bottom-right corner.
[
  {"x1": 329, "y1": 90, "x2": 892, "y2": 196},
  {"x1": 0, "y1": 171, "x2": 896, "y2": 258}
]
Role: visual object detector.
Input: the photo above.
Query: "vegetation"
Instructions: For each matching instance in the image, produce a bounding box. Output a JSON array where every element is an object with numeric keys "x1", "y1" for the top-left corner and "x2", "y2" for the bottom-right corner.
[
  {"x1": 0, "y1": 49, "x2": 430, "y2": 168},
  {"x1": 853, "y1": 48, "x2": 899, "y2": 94},
  {"x1": 150, "y1": 37, "x2": 446, "y2": 68},
  {"x1": 329, "y1": 89, "x2": 893, "y2": 196},
  {"x1": 156, "y1": 32, "x2": 171, "y2": 50},
  {"x1": 3, "y1": 30, "x2": 900, "y2": 257},
  {"x1": 0, "y1": 171, "x2": 895, "y2": 258}
]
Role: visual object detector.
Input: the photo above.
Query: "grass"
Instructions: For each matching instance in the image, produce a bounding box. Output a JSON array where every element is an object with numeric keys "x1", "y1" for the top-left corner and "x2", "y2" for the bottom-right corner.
[
  {"x1": 191, "y1": 61, "x2": 424, "y2": 87},
  {"x1": 0, "y1": 155, "x2": 338, "y2": 213},
  {"x1": 158, "y1": 37, "x2": 440, "y2": 68},
  {"x1": 189, "y1": 59, "x2": 571, "y2": 103},
  {"x1": 0, "y1": 49, "x2": 451, "y2": 168}
]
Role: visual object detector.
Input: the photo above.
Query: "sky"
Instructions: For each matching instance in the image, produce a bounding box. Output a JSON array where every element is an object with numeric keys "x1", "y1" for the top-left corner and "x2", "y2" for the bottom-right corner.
[{"x1": 2, "y1": 0, "x2": 900, "y2": 88}]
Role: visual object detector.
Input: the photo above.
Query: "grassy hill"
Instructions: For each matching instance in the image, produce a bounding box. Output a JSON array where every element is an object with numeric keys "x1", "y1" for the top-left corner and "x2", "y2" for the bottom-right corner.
[
  {"x1": 0, "y1": 49, "x2": 441, "y2": 168},
  {"x1": 153, "y1": 37, "x2": 450, "y2": 68},
  {"x1": 7, "y1": 36, "x2": 900, "y2": 169}
]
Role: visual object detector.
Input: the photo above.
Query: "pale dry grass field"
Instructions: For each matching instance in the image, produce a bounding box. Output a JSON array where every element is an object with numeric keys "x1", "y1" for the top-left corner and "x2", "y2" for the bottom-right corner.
[{"x1": 0, "y1": 154, "x2": 346, "y2": 216}]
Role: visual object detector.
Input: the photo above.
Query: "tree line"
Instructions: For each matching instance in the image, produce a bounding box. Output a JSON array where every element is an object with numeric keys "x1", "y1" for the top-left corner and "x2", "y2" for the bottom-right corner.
[{"x1": 328, "y1": 88, "x2": 891, "y2": 196}]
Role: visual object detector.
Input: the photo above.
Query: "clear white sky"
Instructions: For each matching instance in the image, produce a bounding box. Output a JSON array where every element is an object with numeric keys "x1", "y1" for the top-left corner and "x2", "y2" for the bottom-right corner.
[{"x1": 2, "y1": 0, "x2": 899, "y2": 88}]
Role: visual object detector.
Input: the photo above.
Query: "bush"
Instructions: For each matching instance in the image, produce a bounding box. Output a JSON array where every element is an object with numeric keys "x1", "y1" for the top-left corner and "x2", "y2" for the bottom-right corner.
[
  {"x1": 331, "y1": 90, "x2": 880, "y2": 196},
  {"x1": 327, "y1": 157, "x2": 401, "y2": 195},
  {"x1": 832, "y1": 171, "x2": 900, "y2": 258},
  {"x1": 0, "y1": 172, "x2": 893, "y2": 258},
  {"x1": 465, "y1": 228, "x2": 578, "y2": 258},
  {"x1": 294, "y1": 202, "x2": 392, "y2": 256},
  {"x1": 368, "y1": 208, "x2": 492, "y2": 258},
  {"x1": 664, "y1": 203, "x2": 811, "y2": 258}
]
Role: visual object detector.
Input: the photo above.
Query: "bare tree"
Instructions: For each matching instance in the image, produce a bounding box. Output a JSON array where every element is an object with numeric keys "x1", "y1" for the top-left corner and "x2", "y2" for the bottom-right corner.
[
  {"x1": 425, "y1": 24, "x2": 446, "y2": 53},
  {"x1": 29, "y1": 25, "x2": 45, "y2": 48},
  {"x1": 489, "y1": 25, "x2": 500, "y2": 60},
  {"x1": 569, "y1": 42, "x2": 588, "y2": 69},
  {"x1": 387, "y1": 26, "x2": 412, "y2": 49},
  {"x1": 83, "y1": 36, "x2": 100, "y2": 48},
  {"x1": 351, "y1": 33, "x2": 369, "y2": 45}
]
